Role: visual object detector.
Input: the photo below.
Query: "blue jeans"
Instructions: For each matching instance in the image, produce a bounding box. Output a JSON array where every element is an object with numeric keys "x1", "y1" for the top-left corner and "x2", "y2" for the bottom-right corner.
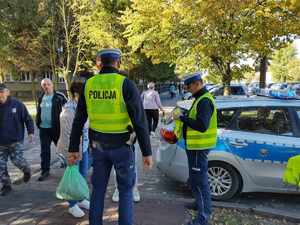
[
  {"x1": 114, "y1": 145, "x2": 138, "y2": 188},
  {"x1": 69, "y1": 150, "x2": 90, "y2": 207},
  {"x1": 186, "y1": 150, "x2": 211, "y2": 225},
  {"x1": 90, "y1": 143, "x2": 136, "y2": 225}
]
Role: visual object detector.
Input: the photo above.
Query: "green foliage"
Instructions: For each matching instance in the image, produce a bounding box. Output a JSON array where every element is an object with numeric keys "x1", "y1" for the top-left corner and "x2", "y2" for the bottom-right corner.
[
  {"x1": 287, "y1": 58, "x2": 300, "y2": 81},
  {"x1": 122, "y1": 0, "x2": 300, "y2": 88},
  {"x1": 0, "y1": 0, "x2": 299, "y2": 90},
  {"x1": 270, "y1": 44, "x2": 298, "y2": 82},
  {"x1": 129, "y1": 54, "x2": 176, "y2": 82}
]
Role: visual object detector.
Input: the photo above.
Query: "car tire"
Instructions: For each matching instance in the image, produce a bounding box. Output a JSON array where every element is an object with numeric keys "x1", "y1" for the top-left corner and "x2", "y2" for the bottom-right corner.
[{"x1": 208, "y1": 161, "x2": 241, "y2": 201}]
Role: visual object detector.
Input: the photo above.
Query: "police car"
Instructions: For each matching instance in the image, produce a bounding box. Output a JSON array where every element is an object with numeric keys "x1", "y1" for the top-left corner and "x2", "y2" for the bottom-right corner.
[{"x1": 157, "y1": 92, "x2": 300, "y2": 200}]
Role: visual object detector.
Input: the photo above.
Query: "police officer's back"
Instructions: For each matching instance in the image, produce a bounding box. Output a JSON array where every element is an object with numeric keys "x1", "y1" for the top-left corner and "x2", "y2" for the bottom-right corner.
[{"x1": 68, "y1": 49, "x2": 153, "y2": 225}]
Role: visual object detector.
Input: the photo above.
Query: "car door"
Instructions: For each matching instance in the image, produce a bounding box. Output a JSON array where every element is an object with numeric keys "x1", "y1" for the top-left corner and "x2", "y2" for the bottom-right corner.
[{"x1": 222, "y1": 107, "x2": 300, "y2": 189}]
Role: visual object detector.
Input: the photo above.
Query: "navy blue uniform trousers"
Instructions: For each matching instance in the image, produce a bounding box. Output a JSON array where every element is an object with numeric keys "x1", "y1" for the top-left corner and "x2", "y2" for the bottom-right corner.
[
  {"x1": 186, "y1": 150, "x2": 211, "y2": 225},
  {"x1": 90, "y1": 143, "x2": 136, "y2": 225}
]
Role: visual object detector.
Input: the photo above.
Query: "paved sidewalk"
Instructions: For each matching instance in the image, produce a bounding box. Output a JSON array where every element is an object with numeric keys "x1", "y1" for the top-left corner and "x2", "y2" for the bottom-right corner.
[{"x1": 0, "y1": 167, "x2": 189, "y2": 225}]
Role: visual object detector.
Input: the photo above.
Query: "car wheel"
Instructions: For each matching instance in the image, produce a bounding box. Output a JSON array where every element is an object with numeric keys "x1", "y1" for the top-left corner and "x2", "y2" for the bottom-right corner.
[{"x1": 208, "y1": 161, "x2": 241, "y2": 201}]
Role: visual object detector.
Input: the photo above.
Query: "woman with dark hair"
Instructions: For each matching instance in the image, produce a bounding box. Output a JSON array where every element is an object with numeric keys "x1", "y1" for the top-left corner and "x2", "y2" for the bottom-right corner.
[{"x1": 57, "y1": 80, "x2": 90, "y2": 218}]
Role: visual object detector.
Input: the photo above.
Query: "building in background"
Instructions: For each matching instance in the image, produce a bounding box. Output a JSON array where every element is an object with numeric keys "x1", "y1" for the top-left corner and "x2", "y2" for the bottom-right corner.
[{"x1": 3, "y1": 72, "x2": 66, "y2": 100}]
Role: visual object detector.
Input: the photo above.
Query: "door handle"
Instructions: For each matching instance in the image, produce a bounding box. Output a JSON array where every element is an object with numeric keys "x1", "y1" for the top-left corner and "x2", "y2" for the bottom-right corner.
[{"x1": 229, "y1": 141, "x2": 248, "y2": 148}]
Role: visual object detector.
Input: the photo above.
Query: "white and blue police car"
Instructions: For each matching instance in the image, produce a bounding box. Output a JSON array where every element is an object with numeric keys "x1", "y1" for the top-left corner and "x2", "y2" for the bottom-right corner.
[{"x1": 157, "y1": 91, "x2": 300, "y2": 200}]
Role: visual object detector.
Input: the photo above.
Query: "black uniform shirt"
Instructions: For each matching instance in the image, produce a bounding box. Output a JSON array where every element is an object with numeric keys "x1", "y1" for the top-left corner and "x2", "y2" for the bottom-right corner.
[{"x1": 69, "y1": 66, "x2": 152, "y2": 157}]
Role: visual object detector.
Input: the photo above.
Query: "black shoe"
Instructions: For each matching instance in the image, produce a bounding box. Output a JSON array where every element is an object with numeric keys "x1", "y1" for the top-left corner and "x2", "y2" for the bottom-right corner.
[
  {"x1": 38, "y1": 171, "x2": 50, "y2": 182},
  {"x1": 23, "y1": 171, "x2": 31, "y2": 183},
  {"x1": 185, "y1": 201, "x2": 198, "y2": 211},
  {"x1": 1, "y1": 185, "x2": 12, "y2": 196}
]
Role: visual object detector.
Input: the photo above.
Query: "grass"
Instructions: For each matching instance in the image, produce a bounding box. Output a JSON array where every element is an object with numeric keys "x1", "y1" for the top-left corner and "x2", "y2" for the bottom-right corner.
[{"x1": 188, "y1": 208, "x2": 297, "y2": 225}]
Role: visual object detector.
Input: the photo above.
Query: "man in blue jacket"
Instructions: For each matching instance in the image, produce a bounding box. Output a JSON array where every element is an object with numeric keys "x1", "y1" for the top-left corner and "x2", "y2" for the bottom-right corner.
[{"x1": 0, "y1": 84, "x2": 34, "y2": 196}]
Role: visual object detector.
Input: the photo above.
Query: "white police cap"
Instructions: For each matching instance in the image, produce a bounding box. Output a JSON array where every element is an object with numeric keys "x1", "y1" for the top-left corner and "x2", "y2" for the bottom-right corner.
[
  {"x1": 97, "y1": 48, "x2": 122, "y2": 59},
  {"x1": 183, "y1": 72, "x2": 203, "y2": 85}
]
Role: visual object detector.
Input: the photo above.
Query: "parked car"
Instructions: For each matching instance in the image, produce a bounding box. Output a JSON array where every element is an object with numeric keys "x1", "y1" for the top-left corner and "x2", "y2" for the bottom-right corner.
[
  {"x1": 157, "y1": 96, "x2": 300, "y2": 200},
  {"x1": 209, "y1": 84, "x2": 248, "y2": 96},
  {"x1": 292, "y1": 83, "x2": 300, "y2": 96},
  {"x1": 269, "y1": 83, "x2": 288, "y2": 90},
  {"x1": 248, "y1": 82, "x2": 260, "y2": 95}
]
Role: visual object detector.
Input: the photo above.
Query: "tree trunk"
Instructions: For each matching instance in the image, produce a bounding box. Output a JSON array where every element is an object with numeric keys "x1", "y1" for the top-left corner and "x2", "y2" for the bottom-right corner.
[
  {"x1": 63, "y1": 71, "x2": 71, "y2": 99},
  {"x1": 31, "y1": 72, "x2": 38, "y2": 109},
  {"x1": 222, "y1": 63, "x2": 232, "y2": 96},
  {"x1": 259, "y1": 55, "x2": 268, "y2": 89}
]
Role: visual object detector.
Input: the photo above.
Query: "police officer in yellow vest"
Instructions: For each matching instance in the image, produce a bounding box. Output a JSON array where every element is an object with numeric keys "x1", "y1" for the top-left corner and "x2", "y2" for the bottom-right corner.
[
  {"x1": 68, "y1": 48, "x2": 153, "y2": 225},
  {"x1": 175, "y1": 72, "x2": 217, "y2": 225}
]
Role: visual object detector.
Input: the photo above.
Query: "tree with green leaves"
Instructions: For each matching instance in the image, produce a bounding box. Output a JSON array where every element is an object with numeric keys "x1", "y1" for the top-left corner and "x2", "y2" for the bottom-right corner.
[
  {"x1": 244, "y1": 1, "x2": 300, "y2": 88},
  {"x1": 270, "y1": 44, "x2": 299, "y2": 82},
  {"x1": 123, "y1": 0, "x2": 256, "y2": 94}
]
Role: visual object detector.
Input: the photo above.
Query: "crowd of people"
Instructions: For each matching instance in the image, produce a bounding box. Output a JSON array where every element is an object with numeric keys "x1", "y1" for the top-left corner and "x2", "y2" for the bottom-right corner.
[{"x1": 0, "y1": 48, "x2": 217, "y2": 225}]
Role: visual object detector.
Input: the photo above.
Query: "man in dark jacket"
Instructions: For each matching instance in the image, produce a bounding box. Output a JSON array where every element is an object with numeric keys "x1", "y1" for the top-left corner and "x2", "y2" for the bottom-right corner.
[
  {"x1": 36, "y1": 78, "x2": 67, "y2": 181},
  {"x1": 0, "y1": 84, "x2": 34, "y2": 196}
]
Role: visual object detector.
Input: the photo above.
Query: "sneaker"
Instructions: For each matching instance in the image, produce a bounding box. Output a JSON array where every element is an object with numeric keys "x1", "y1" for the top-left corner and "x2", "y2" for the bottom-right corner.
[
  {"x1": 112, "y1": 188, "x2": 119, "y2": 202},
  {"x1": 78, "y1": 199, "x2": 90, "y2": 210},
  {"x1": 68, "y1": 205, "x2": 85, "y2": 218},
  {"x1": 185, "y1": 201, "x2": 198, "y2": 211},
  {"x1": 133, "y1": 187, "x2": 141, "y2": 202},
  {"x1": 38, "y1": 171, "x2": 50, "y2": 182},
  {"x1": 150, "y1": 131, "x2": 156, "y2": 137},
  {"x1": 1, "y1": 185, "x2": 12, "y2": 196},
  {"x1": 23, "y1": 171, "x2": 31, "y2": 183}
]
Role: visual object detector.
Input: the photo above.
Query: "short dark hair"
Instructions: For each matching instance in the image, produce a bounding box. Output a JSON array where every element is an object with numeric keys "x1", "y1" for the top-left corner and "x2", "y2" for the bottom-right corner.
[
  {"x1": 101, "y1": 56, "x2": 120, "y2": 67},
  {"x1": 70, "y1": 81, "x2": 84, "y2": 98}
]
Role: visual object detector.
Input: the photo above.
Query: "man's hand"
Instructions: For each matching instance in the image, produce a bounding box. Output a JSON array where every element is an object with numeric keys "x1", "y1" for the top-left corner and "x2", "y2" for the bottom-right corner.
[
  {"x1": 143, "y1": 156, "x2": 153, "y2": 169},
  {"x1": 68, "y1": 152, "x2": 80, "y2": 165},
  {"x1": 172, "y1": 108, "x2": 182, "y2": 120},
  {"x1": 28, "y1": 134, "x2": 34, "y2": 143}
]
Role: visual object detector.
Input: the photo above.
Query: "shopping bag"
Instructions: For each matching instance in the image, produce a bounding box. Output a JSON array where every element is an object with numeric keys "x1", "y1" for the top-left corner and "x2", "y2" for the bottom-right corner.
[{"x1": 56, "y1": 165, "x2": 90, "y2": 200}]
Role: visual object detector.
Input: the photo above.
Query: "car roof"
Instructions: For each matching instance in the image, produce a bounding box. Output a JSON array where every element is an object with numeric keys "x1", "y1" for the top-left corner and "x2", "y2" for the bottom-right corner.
[{"x1": 177, "y1": 96, "x2": 300, "y2": 110}]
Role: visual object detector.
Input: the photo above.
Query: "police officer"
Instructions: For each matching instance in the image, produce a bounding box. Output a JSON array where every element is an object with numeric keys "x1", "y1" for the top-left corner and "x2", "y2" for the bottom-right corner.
[
  {"x1": 174, "y1": 73, "x2": 217, "y2": 225},
  {"x1": 68, "y1": 48, "x2": 153, "y2": 225}
]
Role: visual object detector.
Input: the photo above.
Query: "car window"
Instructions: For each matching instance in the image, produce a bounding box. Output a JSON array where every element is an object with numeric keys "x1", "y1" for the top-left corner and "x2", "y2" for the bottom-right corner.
[
  {"x1": 217, "y1": 109, "x2": 236, "y2": 128},
  {"x1": 235, "y1": 108, "x2": 293, "y2": 136},
  {"x1": 231, "y1": 86, "x2": 245, "y2": 95}
]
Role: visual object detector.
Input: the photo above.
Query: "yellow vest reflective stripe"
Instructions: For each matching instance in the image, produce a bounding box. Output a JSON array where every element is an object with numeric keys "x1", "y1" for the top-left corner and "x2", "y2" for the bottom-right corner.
[
  {"x1": 186, "y1": 92, "x2": 217, "y2": 150},
  {"x1": 84, "y1": 73, "x2": 132, "y2": 133}
]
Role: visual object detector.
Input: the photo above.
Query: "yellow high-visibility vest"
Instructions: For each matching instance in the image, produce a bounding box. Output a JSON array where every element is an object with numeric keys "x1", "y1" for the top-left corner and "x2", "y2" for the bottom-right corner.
[
  {"x1": 85, "y1": 73, "x2": 132, "y2": 133},
  {"x1": 283, "y1": 155, "x2": 300, "y2": 188},
  {"x1": 186, "y1": 92, "x2": 217, "y2": 150}
]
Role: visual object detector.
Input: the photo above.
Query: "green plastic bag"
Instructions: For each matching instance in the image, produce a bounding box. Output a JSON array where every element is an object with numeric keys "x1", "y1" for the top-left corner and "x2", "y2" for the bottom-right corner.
[{"x1": 56, "y1": 165, "x2": 90, "y2": 201}]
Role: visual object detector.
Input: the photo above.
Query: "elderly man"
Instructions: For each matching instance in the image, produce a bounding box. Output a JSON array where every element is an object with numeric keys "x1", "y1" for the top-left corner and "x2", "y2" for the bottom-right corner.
[
  {"x1": 36, "y1": 79, "x2": 67, "y2": 181},
  {"x1": 0, "y1": 83, "x2": 34, "y2": 196}
]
